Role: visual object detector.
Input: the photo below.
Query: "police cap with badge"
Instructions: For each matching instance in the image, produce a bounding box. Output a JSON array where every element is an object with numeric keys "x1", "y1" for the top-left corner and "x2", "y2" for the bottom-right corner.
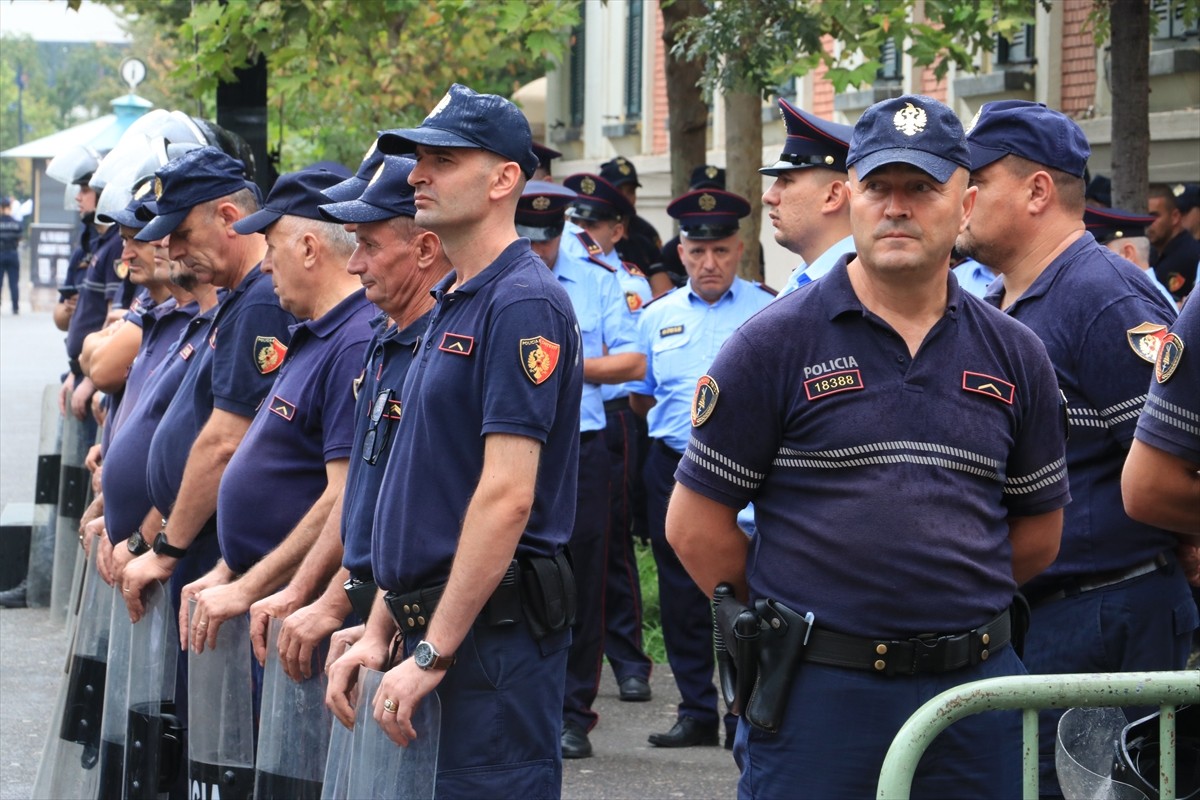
[
  {"x1": 562, "y1": 173, "x2": 635, "y2": 223},
  {"x1": 667, "y1": 189, "x2": 751, "y2": 241},
  {"x1": 233, "y1": 167, "x2": 353, "y2": 234},
  {"x1": 761, "y1": 98, "x2": 853, "y2": 177},
  {"x1": 689, "y1": 164, "x2": 726, "y2": 191},
  {"x1": 516, "y1": 181, "x2": 577, "y2": 242},
  {"x1": 532, "y1": 142, "x2": 562, "y2": 177},
  {"x1": 319, "y1": 155, "x2": 418, "y2": 223},
  {"x1": 323, "y1": 139, "x2": 387, "y2": 204},
  {"x1": 847, "y1": 94, "x2": 971, "y2": 183},
  {"x1": 135, "y1": 146, "x2": 259, "y2": 241},
  {"x1": 377, "y1": 83, "x2": 539, "y2": 179},
  {"x1": 96, "y1": 175, "x2": 155, "y2": 230},
  {"x1": 1174, "y1": 182, "x2": 1200, "y2": 215},
  {"x1": 965, "y1": 100, "x2": 1090, "y2": 178},
  {"x1": 599, "y1": 156, "x2": 641, "y2": 189},
  {"x1": 1084, "y1": 206, "x2": 1155, "y2": 245}
]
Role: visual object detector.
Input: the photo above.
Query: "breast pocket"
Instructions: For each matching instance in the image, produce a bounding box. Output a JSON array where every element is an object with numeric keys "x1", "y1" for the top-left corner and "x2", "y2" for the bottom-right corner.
[
  {"x1": 576, "y1": 303, "x2": 604, "y2": 359},
  {"x1": 650, "y1": 329, "x2": 696, "y2": 382}
]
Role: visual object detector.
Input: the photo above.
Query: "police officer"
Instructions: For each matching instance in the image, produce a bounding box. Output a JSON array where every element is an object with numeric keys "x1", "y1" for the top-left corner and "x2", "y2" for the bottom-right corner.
[
  {"x1": 517, "y1": 179, "x2": 644, "y2": 759},
  {"x1": 532, "y1": 142, "x2": 562, "y2": 182},
  {"x1": 630, "y1": 188, "x2": 773, "y2": 749},
  {"x1": 1178, "y1": 183, "x2": 1200, "y2": 240},
  {"x1": 959, "y1": 100, "x2": 1196, "y2": 795},
  {"x1": 247, "y1": 155, "x2": 453, "y2": 682},
  {"x1": 760, "y1": 98, "x2": 856, "y2": 298},
  {"x1": 325, "y1": 84, "x2": 583, "y2": 797},
  {"x1": 0, "y1": 197, "x2": 21, "y2": 314},
  {"x1": 1147, "y1": 182, "x2": 1200, "y2": 303},
  {"x1": 657, "y1": 166, "x2": 727, "y2": 296},
  {"x1": 599, "y1": 156, "x2": 663, "y2": 278},
  {"x1": 1084, "y1": 205, "x2": 1176, "y2": 306},
  {"x1": 180, "y1": 168, "x2": 372, "y2": 655},
  {"x1": 667, "y1": 94, "x2": 1070, "y2": 798}
]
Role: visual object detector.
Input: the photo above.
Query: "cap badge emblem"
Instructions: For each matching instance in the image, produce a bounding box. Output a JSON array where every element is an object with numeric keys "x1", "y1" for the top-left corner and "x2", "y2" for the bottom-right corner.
[
  {"x1": 133, "y1": 181, "x2": 153, "y2": 200},
  {"x1": 705, "y1": 165, "x2": 718, "y2": 178},
  {"x1": 1173, "y1": 184, "x2": 1186, "y2": 197},
  {"x1": 532, "y1": 196, "x2": 551, "y2": 210},
  {"x1": 894, "y1": 102, "x2": 927, "y2": 137},
  {"x1": 618, "y1": 163, "x2": 632, "y2": 176},
  {"x1": 580, "y1": 177, "x2": 596, "y2": 195},
  {"x1": 699, "y1": 193, "x2": 717, "y2": 212},
  {"x1": 154, "y1": 177, "x2": 164, "y2": 200},
  {"x1": 427, "y1": 91, "x2": 453, "y2": 121},
  {"x1": 965, "y1": 106, "x2": 982, "y2": 135},
  {"x1": 824, "y1": 155, "x2": 835, "y2": 165},
  {"x1": 368, "y1": 163, "x2": 385, "y2": 187}
]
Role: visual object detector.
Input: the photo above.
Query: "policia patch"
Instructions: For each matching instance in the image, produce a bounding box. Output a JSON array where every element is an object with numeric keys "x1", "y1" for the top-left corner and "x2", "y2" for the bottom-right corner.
[
  {"x1": 254, "y1": 336, "x2": 288, "y2": 375},
  {"x1": 520, "y1": 336, "x2": 561, "y2": 385},
  {"x1": 1126, "y1": 322, "x2": 1170, "y2": 364},
  {"x1": 691, "y1": 375, "x2": 719, "y2": 426},
  {"x1": 1154, "y1": 332, "x2": 1184, "y2": 384}
]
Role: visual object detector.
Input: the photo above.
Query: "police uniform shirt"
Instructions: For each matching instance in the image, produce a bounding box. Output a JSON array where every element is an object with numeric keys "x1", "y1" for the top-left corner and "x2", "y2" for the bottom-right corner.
[
  {"x1": 146, "y1": 266, "x2": 296, "y2": 515},
  {"x1": 675, "y1": 260, "x2": 1070, "y2": 638},
  {"x1": 65, "y1": 225, "x2": 124, "y2": 364},
  {"x1": 1134, "y1": 295, "x2": 1200, "y2": 463},
  {"x1": 218, "y1": 290, "x2": 374, "y2": 574},
  {"x1": 340, "y1": 310, "x2": 431, "y2": 580},
  {"x1": 983, "y1": 233, "x2": 1179, "y2": 587},
  {"x1": 1151, "y1": 229, "x2": 1200, "y2": 302},
  {"x1": 952, "y1": 258, "x2": 999, "y2": 300},
  {"x1": 102, "y1": 301, "x2": 222, "y2": 543},
  {"x1": 0, "y1": 213, "x2": 20, "y2": 251},
  {"x1": 629, "y1": 276, "x2": 774, "y2": 453},
  {"x1": 58, "y1": 220, "x2": 97, "y2": 299},
  {"x1": 371, "y1": 239, "x2": 583, "y2": 593},
  {"x1": 777, "y1": 234, "x2": 857, "y2": 299}
]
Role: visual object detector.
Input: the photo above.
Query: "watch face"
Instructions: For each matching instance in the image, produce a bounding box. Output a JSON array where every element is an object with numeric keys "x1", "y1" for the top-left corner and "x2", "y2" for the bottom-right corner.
[
  {"x1": 127, "y1": 531, "x2": 144, "y2": 554},
  {"x1": 413, "y1": 641, "x2": 434, "y2": 668}
]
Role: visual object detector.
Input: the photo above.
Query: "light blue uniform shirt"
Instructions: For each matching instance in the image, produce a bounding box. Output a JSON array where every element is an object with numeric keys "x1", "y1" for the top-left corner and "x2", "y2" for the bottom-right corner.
[
  {"x1": 775, "y1": 234, "x2": 856, "y2": 299},
  {"x1": 554, "y1": 245, "x2": 640, "y2": 432},
  {"x1": 952, "y1": 258, "x2": 998, "y2": 298},
  {"x1": 629, "y1": 276, "x2": 774, "y2": 452}
]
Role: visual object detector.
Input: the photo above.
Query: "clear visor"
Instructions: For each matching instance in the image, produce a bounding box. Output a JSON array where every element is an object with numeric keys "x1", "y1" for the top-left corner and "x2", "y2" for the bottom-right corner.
[{"x1": 46, "y1": 145, "x2": 101, "y2": 186}]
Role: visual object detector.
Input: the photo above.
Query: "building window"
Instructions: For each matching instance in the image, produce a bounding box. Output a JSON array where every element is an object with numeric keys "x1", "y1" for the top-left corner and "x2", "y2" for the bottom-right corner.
[
  {"x1": 569, "y1": 9, "x2": 586, "y2": 129},
  {"x1": 1152, "y1": 0, "x2": 1199, "y2": 39},
  {"x1": 877, "y1": 39, "x2": 902, "y2": 81},
  {"x1": 625, "y1": 0, "x2": 644, "y2": 121},
  {"x1": 996, "y1": 24, "x2": 1035, "y2": 65}
]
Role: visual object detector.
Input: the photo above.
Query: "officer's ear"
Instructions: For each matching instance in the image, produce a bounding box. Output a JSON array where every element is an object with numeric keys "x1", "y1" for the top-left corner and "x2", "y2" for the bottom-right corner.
[
  {"x1": 414, "y1": 230, "x2": 443, "y2": 269},
  {"x1": 299, "y1": 230, "x2": 320, "y2": 267},
  {"x1": 489, "y1": 160, "x2": 524, "y2": 203},
  {"x1": 612, "y1": 219, "x2": 626, "y2": 245},
  {"x1": 213, "y1": 200, "x2": 243, "y2": 235},
  {"x1": 826, "y1": 177, "x2": 851, "y2": 213}
]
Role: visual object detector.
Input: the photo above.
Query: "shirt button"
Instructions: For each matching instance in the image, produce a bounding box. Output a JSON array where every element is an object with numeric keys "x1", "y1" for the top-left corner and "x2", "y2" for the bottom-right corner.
[
  {"x1": 425, "y1": 340, "x2": 433, "y2": 349},
  {"x1": 896, "y1": 355, "x2": 905, "y2": 363}
]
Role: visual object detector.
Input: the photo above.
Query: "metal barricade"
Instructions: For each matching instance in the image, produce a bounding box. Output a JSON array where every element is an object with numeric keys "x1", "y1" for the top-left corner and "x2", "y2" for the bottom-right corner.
[{"x1": 876, "y1": 671, "x2": 1200, "y2": 800}]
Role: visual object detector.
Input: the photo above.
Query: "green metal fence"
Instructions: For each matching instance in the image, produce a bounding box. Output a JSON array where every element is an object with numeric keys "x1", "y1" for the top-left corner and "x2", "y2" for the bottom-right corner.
[{"x1": 876, "y1": 670, "x2": 1200, "y2": 800}]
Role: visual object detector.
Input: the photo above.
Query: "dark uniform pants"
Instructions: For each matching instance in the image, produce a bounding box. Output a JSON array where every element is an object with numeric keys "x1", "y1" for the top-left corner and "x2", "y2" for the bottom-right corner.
[
  {"x1": 563, "y1": 432, "x2": 610, "y2": 731},
  {"x1": 0, "y1": 251, "x2": 18, "y2": 311},
  {"x1": 644, "y1": 439, "x2": 719, "y2": 726},
  {"x1": 601, "y1": 402, "x2": 652, "y2": 683}
]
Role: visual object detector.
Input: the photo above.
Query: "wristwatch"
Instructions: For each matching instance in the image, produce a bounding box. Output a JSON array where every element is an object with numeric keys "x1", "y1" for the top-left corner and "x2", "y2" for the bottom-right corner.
[
  {"x1": 152, "y1": 531, "x2": 188, "y2": 559},
  {"x1": 412, "y1": 640, "x2": 455, "y2": 671},
  {"x1": 127, "y1": 529, "x2": 150, "y2": 556}
]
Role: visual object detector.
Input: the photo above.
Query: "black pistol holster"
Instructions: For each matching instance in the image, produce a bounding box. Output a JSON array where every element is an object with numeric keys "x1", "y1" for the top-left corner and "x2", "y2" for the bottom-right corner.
[
  {"x1": 712, "y1": 584, "x2": 759, "y2": 717},
  {"x1": 518, "y1": 550, "x2": 577, "y2": 640},
  {"x1": 746, "y1": 598, "x2": 815, "y2": 734}
]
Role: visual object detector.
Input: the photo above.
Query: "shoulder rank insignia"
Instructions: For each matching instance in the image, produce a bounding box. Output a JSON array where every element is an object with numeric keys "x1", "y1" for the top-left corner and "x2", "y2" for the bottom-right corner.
[
  {"x1": 691, "y1": 375, "x2": 719, "y2": 426},
  {"x1": 438, "y1": 332, "x2": 475, "y2": 356},
  {"x1": 254, "y1": 336, "x2": 288, "y2": 375},
  {"x1": 575, "y1": 230, "x2": 603, "y2": 257},
  {"x1": 586, "y1": 254, "x2": 616, "y2": 273},
  {"x1": 622, "y1": 261, "x2": 646, "y2": 278},
  {"x1": 625, "y1": 291, "x2": 643, "y2": 313},
  {"x1": 179, "y1": 342, "x2": 195, "y2": 361},
  {"x1": 269, "y1": 395, "x2": 296, "y2": 421},
  {"x1": 115, "y1": 259, "x2": 129, "y2": 280},
  {"x1": 962, "y1": 371, "x2": 1015, "y2": 405},
  {"x1": 1126, "y1": 322, "x2": 1170, "y2": 364},
  {"x1": 1154, "y1": 332, "x2": 1184, "y2": 384},
  {"x1": 520, "y1": 336, "x2": 561, "y2": 385}
]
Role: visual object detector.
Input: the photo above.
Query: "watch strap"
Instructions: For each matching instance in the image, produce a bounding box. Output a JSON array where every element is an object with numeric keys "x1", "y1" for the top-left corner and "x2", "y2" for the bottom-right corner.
[{"x1": 153, "y1": 531, "x2": 188, "y2": 558}]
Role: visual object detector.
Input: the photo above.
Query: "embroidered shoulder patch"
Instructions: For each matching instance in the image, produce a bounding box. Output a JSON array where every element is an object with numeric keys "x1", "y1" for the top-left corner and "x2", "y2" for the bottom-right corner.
[
  {"x1": 1127, "y1": 322, "x2": 1170, "y2": 364},
  {"x1": 962, "y1": 371, "x2": 1015, "y2": 404},
  {"x1": 439, "y1": 332, "x2": 475, "y2": 356},
  {"x1": 1155, "y1": 332, "x2": 1184, "y2": 384},
  {"x1": 254, "y1": 336, "x2": 288, "y2": 374},
  {"x1": 520, "y1": 336, "x2": 561, "y2": 385},
  {"x1": 625, "y1": 291, "x2": 643, "y2": 313},
  {"x1": 268, "y1": 395, "x2": 296, "y2": 421},
  {"x1": 803, "y1": 369, "x2": 864, "y2": 401},
  {"x1": 691, "y1": 375, "x2": 719, "y2": 426}
]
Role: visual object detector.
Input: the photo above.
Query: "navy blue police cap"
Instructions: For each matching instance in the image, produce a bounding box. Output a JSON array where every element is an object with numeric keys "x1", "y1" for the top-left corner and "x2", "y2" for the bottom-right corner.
[
  {"x1": 689, "y1": 164, "x2": 726, "y2": 191},
  {"x1": 667, "y1": 189, "x2": 751, "y2": 241},
  {"x1": 532, "y1": 142, "x2": 562, "y2": 175},
  {"x1": 1084, "y1": 205, "x2": 1156, "y2": 245},
  {"x1": 377, "y1": 83, "x2": 539, "y2": 179},
  {"x1": 136, "y1": 146, "x2": 255, "y2": 241},
  {"x1": 319, "y1": 156, "x2": 417, "y2": 224},
  {"x1": 847, "y1": 94, "x2": 970, "y2": 184},
  {"x1": 966, "y1": 100, "x2": 1090, "y2": 178},
  {"x1": 97, "y1": 176, "x2": 155, "y2": 230},
  {"x1": 599, "y1": 156, "x2": 641, "y2": 188},
  {"x1": 516, "y1": 181, "x2": 577, "y2": 242},
  {"x1": 1086, "y1": 174, "x2": 1112, "y2": 207},
  {"x1": 563, "y1": 173, "x2": 635, "y2": 222},
  {"x1": 234, "y1": 168, "x2": 353, "y2": 234},
  {"x1": 1174, "y1": 182, "x2": 1200, "y2": 214},
  {"x1": 761, "y1": 98, "x2": 852, "y2": 176},
  {"x1": 323, "y1": 139, "x2": 386, "y2": 204}
]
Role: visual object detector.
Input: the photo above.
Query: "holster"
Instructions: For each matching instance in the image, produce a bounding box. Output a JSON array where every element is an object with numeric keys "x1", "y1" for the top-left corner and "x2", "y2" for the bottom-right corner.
[
  {"x1": 343, "y1": 577, "x2": 377, "y2": 623},
  {"x1": 712, "y1": 584, "x2": 760, "y2": 717},
  {"x1": 744, "y1": 598, "x2": 815, "y2": 734},
  {"x1": 517, "y1": 550, "x2": 577, "y2": 640},
  {"x1": 1010, "y1": 592, "x2": 1030, "y2": 659}
]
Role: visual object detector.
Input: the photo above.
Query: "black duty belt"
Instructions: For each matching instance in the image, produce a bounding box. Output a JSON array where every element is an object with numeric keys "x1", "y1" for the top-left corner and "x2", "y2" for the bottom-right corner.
[
  {"x1": 603, "y1": 398, "x2": 630, "y2": 414},
  {"x1": 1024, "y1": 552, "x2": 1170, "y2": 609},
  {"x1": 384, "y1": 560, "x2": 521, "y2": 635},
  {"x1": 803, "y1": 609, "x2": 1011, "y2": 676}
]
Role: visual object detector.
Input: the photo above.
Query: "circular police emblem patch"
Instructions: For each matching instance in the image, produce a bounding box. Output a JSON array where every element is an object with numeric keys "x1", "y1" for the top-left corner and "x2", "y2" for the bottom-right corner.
[
  {"x1": 1154, "y1": 332, "x2": 1184, "y2": 384},
  {"x1": 699, "y1": 193, "x2": 717, "y2": 212},
  {"x1": 705, "y1": 165, "x2": 718, "y2": 179},
  {"x1": 691, "y1": 375, "x2": 719, "y2": 427},
  {"x1": 532, "y1": 196, "x2": 551, "y2": 211},
  {"x1": 580, "y1": 177, "x2": 596, "y2": 195}
]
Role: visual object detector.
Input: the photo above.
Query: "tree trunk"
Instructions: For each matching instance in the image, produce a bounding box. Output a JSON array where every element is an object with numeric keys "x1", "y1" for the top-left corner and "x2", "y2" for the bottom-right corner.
[
  {"x1": 661, "y1": 0, "x2": 708, "y2": 205},
  {"x1": 725, "y1": 77, "x2": 763, "y2": 281},
  {"x1": 1108, "y1": 0, "x2": 1150, "y2": 211}
]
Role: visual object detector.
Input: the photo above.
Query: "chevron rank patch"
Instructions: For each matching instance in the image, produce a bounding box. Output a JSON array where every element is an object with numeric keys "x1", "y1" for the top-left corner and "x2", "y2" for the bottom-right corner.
[
  {"x1": 962, "y1": 371, "x2": 1015, "y2": 404},
  {"x1": 255, "y1": 336, "x2": 288, "y2": 375},
  {"x1": 1154, "y1": 332, "x2": 1184, "y2": 384},
  {"x1": 439, "y1": 332, "x2": 474, "y2": 356},
  {"x1": 691, "y1": 375, "x2": 719, "y2": 426},
  {"x1": 268, "y1": 395, "x2": 296, "y2": 421},
  {"x1": 1126, "y1": 322, "x2": 1170, "y2": 364}
]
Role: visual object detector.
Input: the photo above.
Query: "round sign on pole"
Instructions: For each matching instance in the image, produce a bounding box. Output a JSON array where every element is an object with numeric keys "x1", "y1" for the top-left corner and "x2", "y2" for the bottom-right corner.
[{"x1": 119, "y1": 58, "x2": 146, "y2": 91}]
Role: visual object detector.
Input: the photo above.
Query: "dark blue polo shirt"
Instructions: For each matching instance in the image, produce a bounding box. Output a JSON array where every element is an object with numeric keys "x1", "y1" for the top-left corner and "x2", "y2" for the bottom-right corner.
[
  {"x1": 65, "y1": 225, "x2": 123, "y2": 367},
  {"x1": 58, "y1": 220, "x2": 96, "y2": 300},
  {"x1": 371, "y1": 239, "x2": 583, "y2": 593},
  {"x1": 217, "y1": 290, "x2": 374, "y2": 574},
  {"x1": 1151, "y1": 230, "x2": 1199, "y2": 302},
  {"x1": 103, "y1": 301, "x2": 220, "y2": 543},
  {"x1": 146, "y1": 266, "x2": 296, "y2": 515},
  {"x1": 675, "y1": 259, "x2": 1070, "y2": 638},
  {"x1": 1134, "y1": 292, "x2": 1199, "y2": 465},
  {"x1": 340, "y1": 311, "x2": 430, "y2": 580},
  {"x1": 984, "y1": 233, "x2": 1178, "y2": 590}
]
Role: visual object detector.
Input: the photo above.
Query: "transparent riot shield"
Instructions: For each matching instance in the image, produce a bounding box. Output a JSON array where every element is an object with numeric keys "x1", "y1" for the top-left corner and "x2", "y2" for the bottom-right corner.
[
  {"x1": 1056, "y1": 706, "x2": 1150, "y2": 800},
  {"x1": 187, "y1": 603, "x2": 256, "y2": 800},
  {"x1": 32, "y1": 544, "x2": 111, "y2": 799},
  {"x1": 343, "y1": 666, "x2": 439, "y2": 800},
  {"x1": 319, "y1": 718, "x2": 353, "y2": 800},
  {"x1": 97, "y1": 585, "x2": 131, "y2": 799},
  {"x1": 253, "y1": 617, "x2": 331, "y2": 799},
  {"x1": 124, "y1": 580, "x2": 184, "y2": 800}
]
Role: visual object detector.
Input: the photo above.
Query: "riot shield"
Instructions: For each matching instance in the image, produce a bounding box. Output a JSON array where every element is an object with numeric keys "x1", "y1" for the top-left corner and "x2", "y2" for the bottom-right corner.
[
  {"x1": 253, "y1": 617, "x2": 331, "y2": 799},
  {"x1": 187, "y1": 604, "x2": 256, "y2": 800},
  {"x1": 1056, "y1": 706, "x2": 1150, "y2": 800},
  {"x1": 97, "y1": 585, "x2": 131, "y2": 799},
  {"x1": 343, "y1": 666, "x2": 439, "y2": 800},
  {"x1": 124, "y1": 580, "x2": 184, "y2": 800},
  {"x1": 32, "y1": 545, "x2": 111, "y2": 799},
  {"x1": 319, "y1": 718, "x2": 353, "y2": 800}
]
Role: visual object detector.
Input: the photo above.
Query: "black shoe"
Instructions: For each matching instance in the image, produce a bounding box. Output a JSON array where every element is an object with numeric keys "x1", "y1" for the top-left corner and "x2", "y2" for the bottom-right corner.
[
  {"x1": 648, "y1": 716, "x2": 719, "y2": 748},
  {"x1": 618, "y1": 676, "x2": 651, "y2": 702},
  {"x1": 561, "y1": 721, "x2": 593, "y2": 759},
  {"x1": 0, "y1": 580, "x2": 27, "y2": 609}
]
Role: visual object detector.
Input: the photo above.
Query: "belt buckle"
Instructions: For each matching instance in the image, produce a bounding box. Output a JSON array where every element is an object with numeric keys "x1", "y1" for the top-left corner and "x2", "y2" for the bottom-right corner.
[{"x1": 909, "y1": 634, "x2": 953, "y2": 675}]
